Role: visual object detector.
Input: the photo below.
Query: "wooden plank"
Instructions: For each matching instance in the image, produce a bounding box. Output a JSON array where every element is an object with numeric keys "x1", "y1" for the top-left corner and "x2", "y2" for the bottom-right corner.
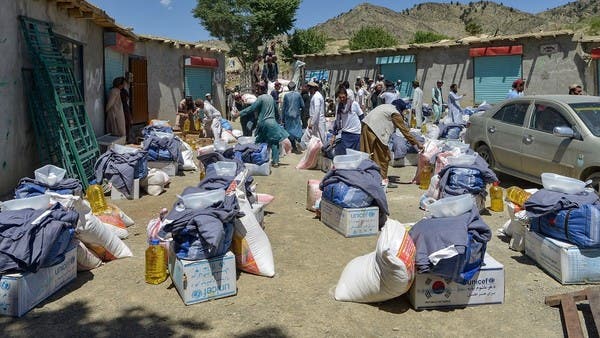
[
  {"x1": 560, "y1": 296, "x2": 585, "y2": 338},
  {"x1": 585, "y1": 288, "x2": 600, "y2": 335},
  {"x1": 546, "y1": 289, "x2": 588, "y2": 306}
]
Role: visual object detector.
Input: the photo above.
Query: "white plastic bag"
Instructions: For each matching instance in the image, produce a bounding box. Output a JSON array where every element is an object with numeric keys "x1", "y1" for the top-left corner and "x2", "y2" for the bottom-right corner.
[
  {"x1": 334, "y1": 218, "x2": 416, "y2": 303},
  {"x1": 141, "y1": 168, "x2": 169, "y2": 196},
  {"x1": 180, "y1": 141, "x2": 198, "y2": 171},
  {"x1": 245, "y1": 162, "x2": 270, "y2": 176},
  {"x1": 231, "y1": 170, "x2": 275, "y2": 277}
]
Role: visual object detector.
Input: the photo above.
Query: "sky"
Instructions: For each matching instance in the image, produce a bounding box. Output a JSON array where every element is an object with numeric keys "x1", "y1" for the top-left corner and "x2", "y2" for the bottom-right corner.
[{"x1": 89, "y1": 0, "x2": 574, "y2": 42}]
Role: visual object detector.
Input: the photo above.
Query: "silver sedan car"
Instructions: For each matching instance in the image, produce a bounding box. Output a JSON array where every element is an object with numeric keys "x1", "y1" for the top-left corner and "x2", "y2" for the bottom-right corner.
[{"x1": 465, "y1": 95, "x2": 600, "y2": 191}]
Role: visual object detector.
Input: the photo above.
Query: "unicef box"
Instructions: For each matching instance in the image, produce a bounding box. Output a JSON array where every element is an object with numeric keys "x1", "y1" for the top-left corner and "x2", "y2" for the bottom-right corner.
[
  {"x1": 525, "y1": 230, "x2": 600, "y2": 284},
  {"x1": 409, "y1": 254, "x2": 504, "y2": 310},
  {"x1": 0, "y1": 245, "x2": 77, "y2": 317},
  {"x1": 320, "y1": 199, "x2": 379, "y2": 238},
  {"x1": 168, "y1": 249, "x2": 237, "y2": 305}
]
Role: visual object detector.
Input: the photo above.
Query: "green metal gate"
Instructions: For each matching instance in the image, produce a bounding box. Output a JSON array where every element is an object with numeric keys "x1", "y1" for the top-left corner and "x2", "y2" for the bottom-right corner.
[
  {"x1": 473, "y1": 55, "x2": 522, "y2": 104},
  {"x1": 377, "y1": 55, "x2": 416, "y2": 98},
  {"x1": 184, "y1": 67, "x2": 212, "y2": 100},
  {"x1": 19, "y1": 16, "x2": 100, "y2": 188}
]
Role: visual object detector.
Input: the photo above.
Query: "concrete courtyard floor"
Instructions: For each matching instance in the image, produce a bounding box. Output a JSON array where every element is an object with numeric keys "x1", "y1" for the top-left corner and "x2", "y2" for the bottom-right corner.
[{"x1": 0, "y1": 150, "x2": 589, "y2": 337}]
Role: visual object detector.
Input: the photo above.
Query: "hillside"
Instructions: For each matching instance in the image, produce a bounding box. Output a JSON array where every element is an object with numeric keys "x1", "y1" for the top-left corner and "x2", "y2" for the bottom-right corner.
[
  {"x1": 311, "y1": 1, "x2": 596, "y2": 44},
  {"x1": 539, "y1": 0, "x2": 599, "y2": 25}
]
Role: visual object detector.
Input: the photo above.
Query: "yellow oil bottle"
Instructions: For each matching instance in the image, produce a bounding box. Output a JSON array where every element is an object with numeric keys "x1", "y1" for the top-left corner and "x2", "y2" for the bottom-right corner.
[
  {"x1": 145, "y1": 239, "x2": 167, "y2": 285},
  {"x1": 506, "y1": 186, "x2": 532, "y2": 208},
  {"x1": 419, "y1": 165, "x2": 432, "y2": 190},
  {"x1": 489, "y1": 182, "x2": 504, "y2": 212},
  {"x1": 86, "y1": 184, "x2": 108, "y2": 214}
]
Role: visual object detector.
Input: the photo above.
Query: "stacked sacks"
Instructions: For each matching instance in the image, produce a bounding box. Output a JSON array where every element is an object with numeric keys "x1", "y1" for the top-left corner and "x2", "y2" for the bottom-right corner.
[
  {"x1": 46, "y1": 193, "x2": 133, "y2": 270},
  {"x1": 296, "y1": 136, "x2": 322, "y2": 170},
  {"x1": 141, "y1": 168, "x2": 170, "y2": 196},
  {"x1": 334, "y1": 218, "x2": 416, "y2": 303},
  {"x1": 409, "y1": 196, "x2": 492, "y2": 284},
  {"x1": 320, "y1": 158, "x2": 389, "y2": 228}
]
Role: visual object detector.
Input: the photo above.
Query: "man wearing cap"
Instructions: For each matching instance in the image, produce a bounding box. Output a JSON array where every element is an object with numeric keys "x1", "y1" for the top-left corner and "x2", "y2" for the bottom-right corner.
[
  {"x1": 411, "y1": 80, "x2": 424, "y2": 128},
  {"x1": 205, "y1": 93, "x2": 213, "y2": 104},
  {"x1": 506, "y1": 79, "x2": 524, "y2": 99},
  {"x1": 569, "y1": 84, "x2": 583, "y2": 95},
  {"x1": 196, "y1": 99, "x2": 222, "y2": 139},
  {"x1": 360, "y1": 100, "x2": 423, "y2": 186},
  {"x1": 235, "y1": 81, "x2": 289, "y2": 167},
  {"x1": 282, "y1": 81, "x2": 304, "y2": 154},
  {"x1": 379, "y1": 80, "x2": 400, "y2": 105},
  {"x1": 307, "y1": 81, "x2": 327, "y2": 144},
  {"x1": 432, "y1": 80, "x2": 444, "y2": 123}
]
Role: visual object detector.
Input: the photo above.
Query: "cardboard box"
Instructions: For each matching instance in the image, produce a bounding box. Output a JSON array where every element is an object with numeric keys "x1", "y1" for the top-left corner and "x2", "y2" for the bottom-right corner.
[
  {"x1": 148, "y1": 161, "x2": 178, "y2": 176},
  {"x1": 111, "y1": 178, "x2": 140, "y2": 200},
  {"x1": 409, "y1": 254, "x2": 504, "y2": 310},
  {"x1": 525, "y1": 230, "x2": 600, "y2": 284},
  {"x1": 0, "y1": 246, "x2": 77, "y2": 317},
  {"x1": 169, "y1": 250, "x2": 237, "y2": 305},
  {"x1": 320, "y1": 199, "x2": 379, "y2": 237},
  {"x1": 392, "y1": 153, "x2": 418, "y2": 167}
]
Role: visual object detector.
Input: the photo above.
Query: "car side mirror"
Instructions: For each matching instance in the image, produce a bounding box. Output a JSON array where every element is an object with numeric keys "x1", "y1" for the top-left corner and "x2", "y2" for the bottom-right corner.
[{"x1": 553, "y1": 126, "x2": 574, "y2": 138}]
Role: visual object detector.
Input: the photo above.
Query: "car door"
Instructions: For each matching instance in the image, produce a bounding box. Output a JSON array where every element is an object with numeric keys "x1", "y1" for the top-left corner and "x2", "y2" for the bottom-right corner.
[
  {"x1": 520, "y1": 101, "x2": 582, "y2": 178},
  {"x1": 485, "y1": 101, "x2": 530, "y2": 172}
]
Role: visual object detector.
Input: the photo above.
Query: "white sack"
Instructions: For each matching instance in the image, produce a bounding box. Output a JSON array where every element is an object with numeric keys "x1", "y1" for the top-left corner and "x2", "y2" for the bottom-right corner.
[
  {"x1": 334, "y1": 218, "x2": 416, "y2": 303},
  {"x1": 180, "y1": 141, "x2": 198, "y2": 171},
  {"x1": 77, "y1": 241, "x2": 103, "y2": 271},
  {"x1": 231, "y1": 170, "x2": 275, "y2": 277},
  {"x1": 245, "y1": 162, "x2": 270, "y2": 176}
]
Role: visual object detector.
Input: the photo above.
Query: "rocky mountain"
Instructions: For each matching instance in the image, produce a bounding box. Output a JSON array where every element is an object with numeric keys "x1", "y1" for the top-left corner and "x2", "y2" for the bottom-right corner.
[{"x1": 311, "y1": 1, "x2": 596, "y2": 43}]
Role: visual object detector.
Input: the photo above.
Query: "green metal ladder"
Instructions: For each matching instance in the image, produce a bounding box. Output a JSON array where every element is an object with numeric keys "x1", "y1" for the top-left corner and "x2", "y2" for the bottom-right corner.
[{"x1": 19, "y1": 16, "x2": 100, "y2": 188}]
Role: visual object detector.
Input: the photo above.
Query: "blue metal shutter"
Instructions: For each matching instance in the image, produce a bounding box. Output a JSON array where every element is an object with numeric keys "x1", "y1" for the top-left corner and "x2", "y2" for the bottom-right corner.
[
  {"x1": 184, "y1": 67, "x2": 212, "y2": 100},
  {"x1": 474, "y1": 55, "x2": 522, "y2": 104},
  {"x1": 379, "y1": 56, "x2": 416, "y2": 99},
  {"x1": 104, "y1": 48, "x2": 125, "y2": 94}
]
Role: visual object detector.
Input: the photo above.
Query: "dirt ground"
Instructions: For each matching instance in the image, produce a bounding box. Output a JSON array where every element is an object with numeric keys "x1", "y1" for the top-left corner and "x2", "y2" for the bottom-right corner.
[{"x1": 0, "y1": 143, "x2": 590, "y2": 337}]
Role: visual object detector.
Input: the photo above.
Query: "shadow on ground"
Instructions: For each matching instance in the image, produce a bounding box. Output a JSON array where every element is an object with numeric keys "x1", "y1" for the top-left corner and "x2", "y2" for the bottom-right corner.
[{"x1": 0, "y1": 300, "x2": 210, "y2": 337}]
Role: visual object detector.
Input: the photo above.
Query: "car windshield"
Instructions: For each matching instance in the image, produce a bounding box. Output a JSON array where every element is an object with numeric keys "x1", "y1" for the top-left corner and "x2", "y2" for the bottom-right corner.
[{"x1": 569, "y1": 103, "x2": 600, "y2": 137}]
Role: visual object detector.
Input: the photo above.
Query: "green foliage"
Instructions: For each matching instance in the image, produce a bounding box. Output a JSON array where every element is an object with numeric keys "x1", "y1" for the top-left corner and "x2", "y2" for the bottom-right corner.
[
  {"x1": 193, "y1": 0, "x2": 301, "y2": 67},
  {"x1": 281, "y1": 29, "x2": 326, "y2": 62},
  {"x1": 410, "y1": 31, "x2": 450, "y2": 44},
  {"x1": 465, "y1": 21, "x2": 483, "y2": 35},
  {"x1": 589, "y1": 17, "x2": 600, "y2": 35},
  {"x1": 348, "y1": 26, "x2": 398, "y2": 50}
]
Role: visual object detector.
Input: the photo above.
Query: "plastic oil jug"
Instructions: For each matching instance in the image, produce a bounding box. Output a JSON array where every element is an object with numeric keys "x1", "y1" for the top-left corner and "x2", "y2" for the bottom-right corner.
[
  {"x1": 506, "y1": 186, "x2": 531, "y2": 208},
  {"x1": 489, "y1": 182, "x2": 504, "y2": 212},
  {"x1": 145, "y1": 238, "x2": 167, "y2": 285},
  {"x1": 419, "y1": 165, "x2": 432, "y2": 190},
  {"x1": 410, "y1": 113, "x2": 417, "y2": 128},
  {"x1": 86, "y1": 184, "x2": 108, "y2": 214},
  {"x1": 199, "y1": 161, "x2": 206, "y2": 181},
  {"x1": 194, "y1": 117, "x2": 201, "y2": 131},
  {"x1": 183, "y1": 118, "x2": 191, "y2": 133}
]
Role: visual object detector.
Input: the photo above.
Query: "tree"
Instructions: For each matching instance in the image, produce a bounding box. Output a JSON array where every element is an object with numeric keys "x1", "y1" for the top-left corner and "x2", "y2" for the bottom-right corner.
[
  {"x1": 465, "y1": 21, "x2": 483, "y2": 35},
  {"x1": 192, "y1": 0, "x2": 301, "y2": 69},
  {"x1": 348, "y1": 26, "x2": 398, "y2": 50},
  {"x1": 410, "y1": 31, "x2": 450, "y2": 44},
  {"x1": 281, "y1": 28, "x2": 326, "y2": 63}
]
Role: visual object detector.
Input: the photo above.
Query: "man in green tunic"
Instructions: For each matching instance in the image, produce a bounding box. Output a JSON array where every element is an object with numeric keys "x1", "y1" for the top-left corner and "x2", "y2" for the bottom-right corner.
[{"x1": 235, "y1": 81, "x2": 289, "y2": 167}]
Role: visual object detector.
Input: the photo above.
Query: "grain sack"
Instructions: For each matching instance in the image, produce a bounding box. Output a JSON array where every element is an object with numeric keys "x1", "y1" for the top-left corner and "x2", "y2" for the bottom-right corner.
[
  {"x1": 231, "y1": 171, "x2": 275, "y2": 277},
  {"x1": 77, "y1": 241, "x2": 103, "y2": 271},
  {"x1": 334, "y1": 218, "x2": 415, "y2": 303},
  {"x1": 306, "y1": 179, "x2": 322, "y2": 212},
  {"x1": 296, "y1": 137, "x2": 322, "y2": 170}
]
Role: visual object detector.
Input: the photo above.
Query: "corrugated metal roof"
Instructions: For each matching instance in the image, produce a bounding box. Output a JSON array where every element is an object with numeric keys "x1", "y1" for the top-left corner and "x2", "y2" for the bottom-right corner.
[
  {"x1": 295, "y1": 30, "x2": 577, "y2": 58},
  {"x1": 49, "y1": 0, "x2": 223, "y2": 52}
]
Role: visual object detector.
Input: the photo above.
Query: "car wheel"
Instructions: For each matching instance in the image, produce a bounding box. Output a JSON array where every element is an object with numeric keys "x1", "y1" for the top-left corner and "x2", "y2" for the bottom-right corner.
[
  {"x1": 476, "y1": 144, "x2": 495, "y2": 168},
  {"x1": 585, "y1": 172, "x2": 600, "y2": 193}
]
